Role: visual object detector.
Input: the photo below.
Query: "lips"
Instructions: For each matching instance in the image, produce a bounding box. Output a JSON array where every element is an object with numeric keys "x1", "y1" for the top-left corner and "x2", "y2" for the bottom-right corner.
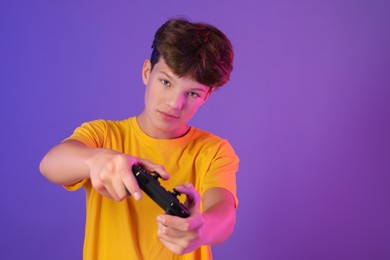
[{"x1": 158, "y1": 110, "x2": 180, "y2": 120}]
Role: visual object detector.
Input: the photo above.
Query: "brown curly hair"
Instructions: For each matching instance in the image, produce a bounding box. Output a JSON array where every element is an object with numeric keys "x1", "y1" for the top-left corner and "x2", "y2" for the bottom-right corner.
[{"x1": 150, "y1": 18, "x2": 234, "y2": 89}]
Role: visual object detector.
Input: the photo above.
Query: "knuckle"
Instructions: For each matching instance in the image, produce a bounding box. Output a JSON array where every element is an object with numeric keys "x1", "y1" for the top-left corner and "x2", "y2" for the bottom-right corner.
[
  {"x1": 93, "y1": 178, "x2": 103, "y2": 188},
  {"x1": 115, "y1": 154, "x2": 128, "y2": 165},
  {"x1": 159, "y1": 226, "x2": 166, "y2": 235},
  {"x1": 182, "y1": 241, "x2": 189, "y2": 248},
  {"x1": 94, "y1": 182, "x2": 104, "y2": 191},
  {"x1": 178, "y1": 241, "x2": 190, "y2": 253},
  {"x1": 106, "y1": 161, "x2": 115, "y2": 172},
  {"x1": 173, "y1": 247, "x2": 185, "y2": 255},
  {"x1": 112, "y1": 196, "x2": 120, "y2": 202},
  {"x1": 113, "y1": 196, "x2": 123, "y2": 202},
  {"x1": 182, "y1": 222, "x2": 190, "y2": 231},
  {"x1": 99, "y1": 173, "x2": 110, "y2": 183},
  {"x1": 102, "y1": 163, "x2": 115, "y2": 176},
  {"x1": 116, "y1": 193, "x2": 126, "y2": 202}
]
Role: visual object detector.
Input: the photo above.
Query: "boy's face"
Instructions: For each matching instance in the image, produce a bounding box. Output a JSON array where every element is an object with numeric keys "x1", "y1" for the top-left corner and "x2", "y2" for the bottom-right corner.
[{"x1": 138, "y1": 58, "x2": 212, "y2": 139}]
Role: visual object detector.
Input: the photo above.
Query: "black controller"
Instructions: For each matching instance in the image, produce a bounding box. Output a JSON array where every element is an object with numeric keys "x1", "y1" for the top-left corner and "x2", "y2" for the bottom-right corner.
[{"x1": 131, "y1": 165, "x2": 190, "y2": 218}]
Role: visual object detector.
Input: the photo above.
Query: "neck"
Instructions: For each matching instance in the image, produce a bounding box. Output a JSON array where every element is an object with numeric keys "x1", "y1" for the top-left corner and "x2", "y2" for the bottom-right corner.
[{"x1": 136, "y1": 113, "x2": 190, "y2": 139}]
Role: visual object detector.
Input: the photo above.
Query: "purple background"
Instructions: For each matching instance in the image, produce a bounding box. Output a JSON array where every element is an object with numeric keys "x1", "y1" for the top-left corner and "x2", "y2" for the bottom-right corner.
[{"x1": 1, "y1": 1, "x2": 389, "y2": 259}]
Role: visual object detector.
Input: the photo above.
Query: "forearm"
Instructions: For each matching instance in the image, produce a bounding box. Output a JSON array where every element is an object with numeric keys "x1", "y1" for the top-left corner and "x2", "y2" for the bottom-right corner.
[
  {"x1": 156, "y1": 186, "x2": 237, "y2": 255},
  {"x1": 201, "y1": 189, "x2": 236, "y2": 245},
  {"x1": 39, "y1": 140, "x2": 97, "y2": 185}
]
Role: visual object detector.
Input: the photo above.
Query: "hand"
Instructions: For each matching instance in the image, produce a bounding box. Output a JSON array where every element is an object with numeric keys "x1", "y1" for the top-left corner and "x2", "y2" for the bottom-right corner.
[
  {"x1": 87, "y1": 148, "x2": 169, "y2": 201},
  {"x1": 156, "y1": 183, "x2": 206, "y2": 255}
]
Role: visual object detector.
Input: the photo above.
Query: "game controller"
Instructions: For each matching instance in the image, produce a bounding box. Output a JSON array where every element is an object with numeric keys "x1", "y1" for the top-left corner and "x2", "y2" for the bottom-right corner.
[{"x1": 131, "y1": 164, "x2": 190, "y2": 218}]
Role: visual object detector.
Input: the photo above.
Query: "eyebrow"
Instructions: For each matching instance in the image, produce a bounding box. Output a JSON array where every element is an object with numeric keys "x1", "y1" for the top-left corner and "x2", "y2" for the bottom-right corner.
[
  {"x1": 159, "y1": 71, "x2": 175, "y2": 82},
  {"x1": 189, "y1": 87, "x2": 208, "y2": 93},
  {"x1": 158, "y1": 71, "x2": 209, "y2": 93}
]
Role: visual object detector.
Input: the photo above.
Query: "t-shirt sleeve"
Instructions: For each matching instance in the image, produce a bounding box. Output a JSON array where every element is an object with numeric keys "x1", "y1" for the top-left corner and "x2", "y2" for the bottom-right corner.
[
  {"x1": 201, "y1": 140, "x2": 239, "y2": 207},
  {"x1": 63, "y1": 120, "x2": 107, "y2": 148},
  {"x1": 62, "y1": 120, "x2": 107, "y2": 191}
]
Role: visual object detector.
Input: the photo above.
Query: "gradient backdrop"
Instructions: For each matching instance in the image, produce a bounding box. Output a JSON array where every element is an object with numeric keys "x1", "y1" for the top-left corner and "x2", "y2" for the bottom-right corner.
[{"x1": 1, "y1": 1, "x2": 389, "y2": 259}]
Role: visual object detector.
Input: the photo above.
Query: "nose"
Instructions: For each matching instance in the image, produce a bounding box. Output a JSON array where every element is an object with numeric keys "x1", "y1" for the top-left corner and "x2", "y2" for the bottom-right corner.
[{"x1": 166, "y1": 91, "x2": 185, "y2": 110}]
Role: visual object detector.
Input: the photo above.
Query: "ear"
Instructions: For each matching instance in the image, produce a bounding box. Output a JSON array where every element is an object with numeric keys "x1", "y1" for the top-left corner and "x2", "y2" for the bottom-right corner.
[{"x1": 142, "y1": 59, "x2": 152, "y2": 85}]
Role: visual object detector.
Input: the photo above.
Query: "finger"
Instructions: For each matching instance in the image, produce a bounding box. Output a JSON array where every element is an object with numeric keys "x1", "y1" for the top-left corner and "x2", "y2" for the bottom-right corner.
[
  {"x1": 98, "y1": 189, "x2": 115, "y2": 201},
  {"x1": 157, "y1": 214, "x2": 202, "y2": 232},
  {"x1": 158, "y1": 231, "x2": 195, "y2": 255},
  {"x1": 92, "y1": 173, "x2": 117, "y2": 201},
  {"x1": 120, "y1": 167, "x2": 142, "y2": 200},
  {"x1": 138, "y1": 159, "x2": 170, "y2": 180},
  {"x1": 174, "y1": 183, "x2": 201, "y2": 210},
  {"x1": 157, "y1": 214, "x2": 187, "y2": 231},
  {"x1": 158, "y1": 229, "x2": 183, "y2": 244},
  {"x1": 158, "y1": 237, "x2": 187, "y2": 255},
  {"x1": 112, "y1": 155, "x2": 142, "y2": 200},
  {"x1": 157, "y1": 222, "x2": 186, "y2": 238},
  {"x1": 111, "y1": 171, "x2": 130, "y2": 200},
  {"x1": 103, "y1": 182, "x2": 121, "y2": 201}
]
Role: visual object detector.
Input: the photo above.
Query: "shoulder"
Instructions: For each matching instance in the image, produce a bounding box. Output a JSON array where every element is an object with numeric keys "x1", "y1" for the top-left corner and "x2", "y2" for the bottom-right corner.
[
  {"x1": 79, "y1": 117, "x2": 133, "y2": 132},
  {"x1": 67, "y1": 118, "x2": 134, "y2": 146},
  {"x1": 190, "y1": 127, "x2": 237, "y2": 157}
]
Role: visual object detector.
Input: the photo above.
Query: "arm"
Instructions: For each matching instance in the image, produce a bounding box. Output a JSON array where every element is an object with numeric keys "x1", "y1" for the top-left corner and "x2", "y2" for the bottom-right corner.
[
  {"x1": 201, "y1": 187, "x2": 236, "y2": 245},
  {"x1": 40, "y1": 140, "x2": 98, "y2": 186},
  {"x1": 39, "y1": 139, "x2": 169, "y2": 201},
  {"x1": 156, "y1": 184, "x2": 236, "y2": 255}
]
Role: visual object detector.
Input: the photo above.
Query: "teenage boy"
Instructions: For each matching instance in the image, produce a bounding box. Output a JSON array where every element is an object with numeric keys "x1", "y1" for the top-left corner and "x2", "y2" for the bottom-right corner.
[{"x1": 40, "y1": 18, "x2": 239, "y2": 259}]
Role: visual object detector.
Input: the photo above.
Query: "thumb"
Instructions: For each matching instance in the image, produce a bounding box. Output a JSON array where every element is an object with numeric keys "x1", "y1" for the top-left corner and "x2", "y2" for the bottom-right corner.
[{"x1": 174, "y1": 182, "x2": 200, "y2": 211}]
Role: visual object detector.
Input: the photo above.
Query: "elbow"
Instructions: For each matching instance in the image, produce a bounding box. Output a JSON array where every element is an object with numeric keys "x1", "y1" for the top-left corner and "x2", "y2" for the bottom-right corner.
[
  {"x1": 39, "y1": 152, "x2": 60, "y2": 184},
  {"x1": 39, "y1": 154, "x2": 50, "y2": 180}
]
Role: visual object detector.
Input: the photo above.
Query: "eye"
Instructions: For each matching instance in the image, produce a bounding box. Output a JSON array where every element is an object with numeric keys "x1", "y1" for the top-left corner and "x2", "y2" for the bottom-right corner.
[
  {"x1": 161, "y1": 79, "x2": 171, "y2": 86},
  {"x1": 188, "y1": 92, "x2": 200, "y2": 98}
]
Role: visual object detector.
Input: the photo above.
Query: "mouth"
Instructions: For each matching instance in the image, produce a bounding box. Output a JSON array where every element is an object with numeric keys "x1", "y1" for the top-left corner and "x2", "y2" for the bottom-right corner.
[{"x1": 158, "y1": 110, "x2": 180, "y2": 120}]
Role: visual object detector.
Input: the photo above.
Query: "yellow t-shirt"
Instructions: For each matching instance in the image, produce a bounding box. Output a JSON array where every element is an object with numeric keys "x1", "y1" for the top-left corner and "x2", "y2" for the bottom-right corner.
[{"x1": 65, "y1": 117, "x2": 239, "y2": 260}]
